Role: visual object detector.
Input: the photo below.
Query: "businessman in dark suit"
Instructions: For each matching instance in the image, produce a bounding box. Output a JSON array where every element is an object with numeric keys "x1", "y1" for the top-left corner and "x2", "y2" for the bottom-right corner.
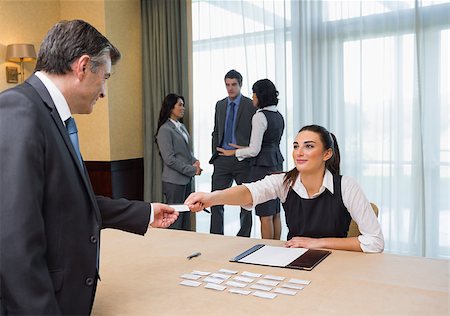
[
  {"x1": 209, "y1": 70, "x2": 256, "y2": 237},
  {"x1": 0, "y1": 20, "x2": 178, "y2": 315}
]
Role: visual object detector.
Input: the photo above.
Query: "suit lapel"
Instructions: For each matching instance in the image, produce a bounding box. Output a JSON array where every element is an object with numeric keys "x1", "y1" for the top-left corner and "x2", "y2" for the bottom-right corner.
[
  {"x1": 218, "y1": 99, "x2": 227, "y2": 144},
  {"x1": 168, "y1": 121, "x2": 191, "y2": 149},
  {"x1": 26, "y1": 75, "x2": 102, "y2": 222}
]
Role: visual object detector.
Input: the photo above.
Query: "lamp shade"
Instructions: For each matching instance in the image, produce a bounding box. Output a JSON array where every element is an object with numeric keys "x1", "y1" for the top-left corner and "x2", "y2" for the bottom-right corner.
[{"x1": 6, "y1": 44, "x2": 37, "y2": 62}]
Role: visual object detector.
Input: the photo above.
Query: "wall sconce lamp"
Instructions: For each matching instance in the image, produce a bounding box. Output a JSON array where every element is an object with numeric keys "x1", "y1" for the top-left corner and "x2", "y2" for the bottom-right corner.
[{"x1": 6, "y1": 44, "x2": 37, "y2": 83}]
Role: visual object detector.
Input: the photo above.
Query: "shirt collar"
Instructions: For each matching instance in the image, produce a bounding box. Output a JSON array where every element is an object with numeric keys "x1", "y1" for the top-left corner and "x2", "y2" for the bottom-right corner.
[
  {"x1": 228, "y1": 93, "x2": 242, "y2": 106},
  {"x1": 35, "y1": 71, "x2": 72, "y2": 124},
  {"x1": 169, "y1": 118, "x2": 182, "y2": 129},
  {"x1": 256, "y1": 105, "x2": 277, "y2": 112},
  {"x1": 294, "y1": 169, "x2": 334, "y2": 198}
]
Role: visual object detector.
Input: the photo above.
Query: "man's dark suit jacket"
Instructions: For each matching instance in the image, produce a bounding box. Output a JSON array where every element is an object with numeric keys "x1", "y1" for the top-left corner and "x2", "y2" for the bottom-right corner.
[
  {"x1": 0, "y1": 75, "x2": 151, "y2": 315},
  {"x1": 209, "y1": 95, "x2": 256, "y2": 163}
]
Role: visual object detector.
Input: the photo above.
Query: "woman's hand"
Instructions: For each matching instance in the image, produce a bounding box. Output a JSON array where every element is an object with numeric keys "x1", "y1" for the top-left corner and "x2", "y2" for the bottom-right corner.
[
  {"x1": 193, "y1": 160, "x2": 203, "y2": 175},
  {"x1": 216, "y1": 147, "x2": 236, "y2": 156},
  {"x1": 185, "y1": 192, "x2": 214, "y2": 211},
  {"x1": 285, "y1": 237, "x2": 325, "y2": 249},
  {"x1": 228, "y1": 143, "x2": 243, "y2": 149}
]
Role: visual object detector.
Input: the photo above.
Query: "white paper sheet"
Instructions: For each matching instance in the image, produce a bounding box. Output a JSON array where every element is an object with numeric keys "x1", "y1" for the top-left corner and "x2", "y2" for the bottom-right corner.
[{"x1": 239, "y1": 245, "x2": 308, "y2": 267}]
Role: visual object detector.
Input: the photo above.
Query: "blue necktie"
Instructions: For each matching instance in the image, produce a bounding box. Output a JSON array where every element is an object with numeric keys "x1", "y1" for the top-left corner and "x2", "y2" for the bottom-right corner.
[
  {"x1": 66, "y1": 117, "x2": 99, "y2": 273},
  {"x1": 223, "y1": 102, "x2": 236, "y2": 149},
  {"x1": 65, "y1": 117, "x2": 83, "y2": 168}
]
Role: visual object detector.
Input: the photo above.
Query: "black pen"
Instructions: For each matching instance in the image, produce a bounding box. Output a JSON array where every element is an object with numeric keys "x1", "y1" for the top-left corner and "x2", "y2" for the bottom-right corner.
[
  {"x1": 203, "y1": 208, "x2": 211, "y2": 214},
  {"x1": 187, "y1": 252, "x2": 201, "y2": 260}
]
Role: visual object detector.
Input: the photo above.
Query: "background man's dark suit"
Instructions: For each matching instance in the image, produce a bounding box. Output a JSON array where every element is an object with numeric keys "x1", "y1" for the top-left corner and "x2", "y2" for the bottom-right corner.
[
  {"x1": 209, "y1": 95, "x2": 256, "y2": 236},
  {"x1": 0, "y1": 75, "x2": 151, "y2": 314}
]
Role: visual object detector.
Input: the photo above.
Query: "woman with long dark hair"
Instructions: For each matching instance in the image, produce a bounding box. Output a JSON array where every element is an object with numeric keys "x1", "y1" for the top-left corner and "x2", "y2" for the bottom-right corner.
[
  {"x1": 217, "y1": 79, "x2": 284, "y2": 239},
  {"x1": 156, "y1": 93, "x2": 202, "y2": 231},
  {"x1": 186, "y1": 125, "x2": 384, "y2": 252}
]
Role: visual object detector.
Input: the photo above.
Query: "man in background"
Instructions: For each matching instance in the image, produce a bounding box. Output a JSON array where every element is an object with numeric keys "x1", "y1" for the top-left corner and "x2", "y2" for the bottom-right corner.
[
  {"x1": 209, "y1": 69, "x2": 256, "y2": 237},
  {"x1": 0, "y1": 19, "x2": 178, "y2": 315}
]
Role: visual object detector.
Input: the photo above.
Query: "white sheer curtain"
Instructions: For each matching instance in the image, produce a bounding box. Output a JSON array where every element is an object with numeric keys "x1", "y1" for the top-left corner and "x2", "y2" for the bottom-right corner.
[
  {"x1": 192, "y1": 0, "x2": 450, "y2": 258},
  {"x1": 191, "y1": 0, "x2": 292, "y2": 239}
]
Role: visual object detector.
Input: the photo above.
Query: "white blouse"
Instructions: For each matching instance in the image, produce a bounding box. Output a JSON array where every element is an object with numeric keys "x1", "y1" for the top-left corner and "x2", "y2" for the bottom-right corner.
[
  {"x1": 235, "y1": 105, "x2": 278, "y2": 160},
  {"x1": 242, "y1": 169, "x2": 384, "y2": 253}
]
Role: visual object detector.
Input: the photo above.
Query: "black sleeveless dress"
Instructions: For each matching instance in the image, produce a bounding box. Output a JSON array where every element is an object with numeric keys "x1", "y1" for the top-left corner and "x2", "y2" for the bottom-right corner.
[{"x1": 282, "y1": 175, "x2": 352, "y2": 240}]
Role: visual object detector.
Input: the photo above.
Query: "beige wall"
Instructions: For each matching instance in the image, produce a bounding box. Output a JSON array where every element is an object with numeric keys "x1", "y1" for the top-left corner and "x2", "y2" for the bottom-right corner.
[{"x1": 0, "y1": 0, "x2": 143, "y2": 161}]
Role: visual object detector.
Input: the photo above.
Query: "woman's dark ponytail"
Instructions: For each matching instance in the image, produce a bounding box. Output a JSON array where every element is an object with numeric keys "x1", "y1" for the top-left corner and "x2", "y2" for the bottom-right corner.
[{"x1": 326, "y1": 132, "x2": 340, "y2": 175}]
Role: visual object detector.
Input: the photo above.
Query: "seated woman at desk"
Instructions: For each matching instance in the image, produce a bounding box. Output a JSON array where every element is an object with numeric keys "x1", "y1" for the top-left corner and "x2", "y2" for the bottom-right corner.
[{"x1": 185, "y1": 125, "x2": 384, "y2": 253}]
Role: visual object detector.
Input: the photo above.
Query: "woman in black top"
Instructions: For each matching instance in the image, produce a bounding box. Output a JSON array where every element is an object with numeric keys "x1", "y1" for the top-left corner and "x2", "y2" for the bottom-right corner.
[{"x1": 186, "y1": 125, "x2": 384, "y2": 252}]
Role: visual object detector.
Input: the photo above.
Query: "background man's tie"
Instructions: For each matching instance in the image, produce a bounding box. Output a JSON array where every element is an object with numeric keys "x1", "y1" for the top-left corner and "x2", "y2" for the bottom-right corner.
[{"x1": 223, "y1": 102, "x2": 236, "y2": 148}]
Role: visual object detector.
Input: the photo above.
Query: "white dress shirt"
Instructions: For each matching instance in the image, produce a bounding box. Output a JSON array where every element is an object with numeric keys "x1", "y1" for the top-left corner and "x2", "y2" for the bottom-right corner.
[
  {"x1": 35, "y1": 71, "x2": 71, "y2": 125},
  {"x1": 235, "y1": 105, "x2": 278, "y2": 161},
  {"x1": 242, "y1": 169, "x2": 385, "y2": 253}
]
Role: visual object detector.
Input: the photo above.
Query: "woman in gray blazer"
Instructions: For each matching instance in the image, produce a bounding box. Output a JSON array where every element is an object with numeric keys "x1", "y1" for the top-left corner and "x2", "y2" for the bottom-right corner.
[{"x1": 156, "y1": 94, "x2": 202, "y2": 230}]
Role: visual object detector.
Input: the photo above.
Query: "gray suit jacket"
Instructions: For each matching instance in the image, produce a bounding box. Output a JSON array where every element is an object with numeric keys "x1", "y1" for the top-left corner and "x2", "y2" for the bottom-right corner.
[
  {"x1": 210, "y1": 95, "x2": 256, "y2": 163},
  {"x1": 0, "y1": 75, "x2": 151, "y2": 315},
  {"x1": 156, "y1": 120, "x2": 197, "y2": 185}
]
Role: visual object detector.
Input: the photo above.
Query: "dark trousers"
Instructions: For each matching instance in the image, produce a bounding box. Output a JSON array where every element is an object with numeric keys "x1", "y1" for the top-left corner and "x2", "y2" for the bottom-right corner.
[
  {"x1": 162, "y1": 181, "x2": 192, "y2": 231},
  {"x1": 250, "y1": 164, "x2": 282, "y2": 217},
  {"x1": 211, "y1": 156, "x2": 252, "y2": 237}
]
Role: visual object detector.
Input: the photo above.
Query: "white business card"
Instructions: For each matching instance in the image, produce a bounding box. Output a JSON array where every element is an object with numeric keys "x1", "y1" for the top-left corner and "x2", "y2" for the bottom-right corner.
[
  {"x1": 225, "y1": 280, "x2": 247, "y2": 288},
  {"x1": 263, "y1": 275, "x2": 285, "y2": 281},
  {"x1": 250, "y1": 284, "x2": 273, "y2": 292},
  {"x1": 229, "y1": 288, "x2": 252, "y2": 295},
  {"x1": 211, "y1": 273, "x2": 231, "y2": 280},
  {"x1": 218, "y1": 268, "x2": 238, "y2": 274},
  {"x1": 205, "y1": 283, "x2": 226, "y2": 291},
  {"x1": 252, "y1": 291, "x2": 277, "y2": 299},
  {"x1": 257, "y1": 279, "x2": 279, "y2": 286},
  {"x1": 274, "y1": 288, "x2": 297, "y2": 296},
  {"x1": 288, "y1": 278, "x2": 311, "y2": 285},
  {"x1": 241, "y1": 271, "x2": 262, "y2": 278},
  {"x1": 203, "y1": 277, "x2": 224, "y2": 284},
  {"x1": 234, "y1": 276, "x2": 254, "y2": 283},
  {"x1": 191, "y1": 270, "x2": 210, "y2": 276},
  {"x1": 169, "y1": 204, "x2": 190, "y2": 212},
  {"x1": 180, "y1": 280, "x2": 202, "y2": 287},
  {"x1": 281, "y1": 283, "x2": 305, "y2": 290},
  {"x1": 180, "y1": 273, "x2": 201, "y2": 280}
]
